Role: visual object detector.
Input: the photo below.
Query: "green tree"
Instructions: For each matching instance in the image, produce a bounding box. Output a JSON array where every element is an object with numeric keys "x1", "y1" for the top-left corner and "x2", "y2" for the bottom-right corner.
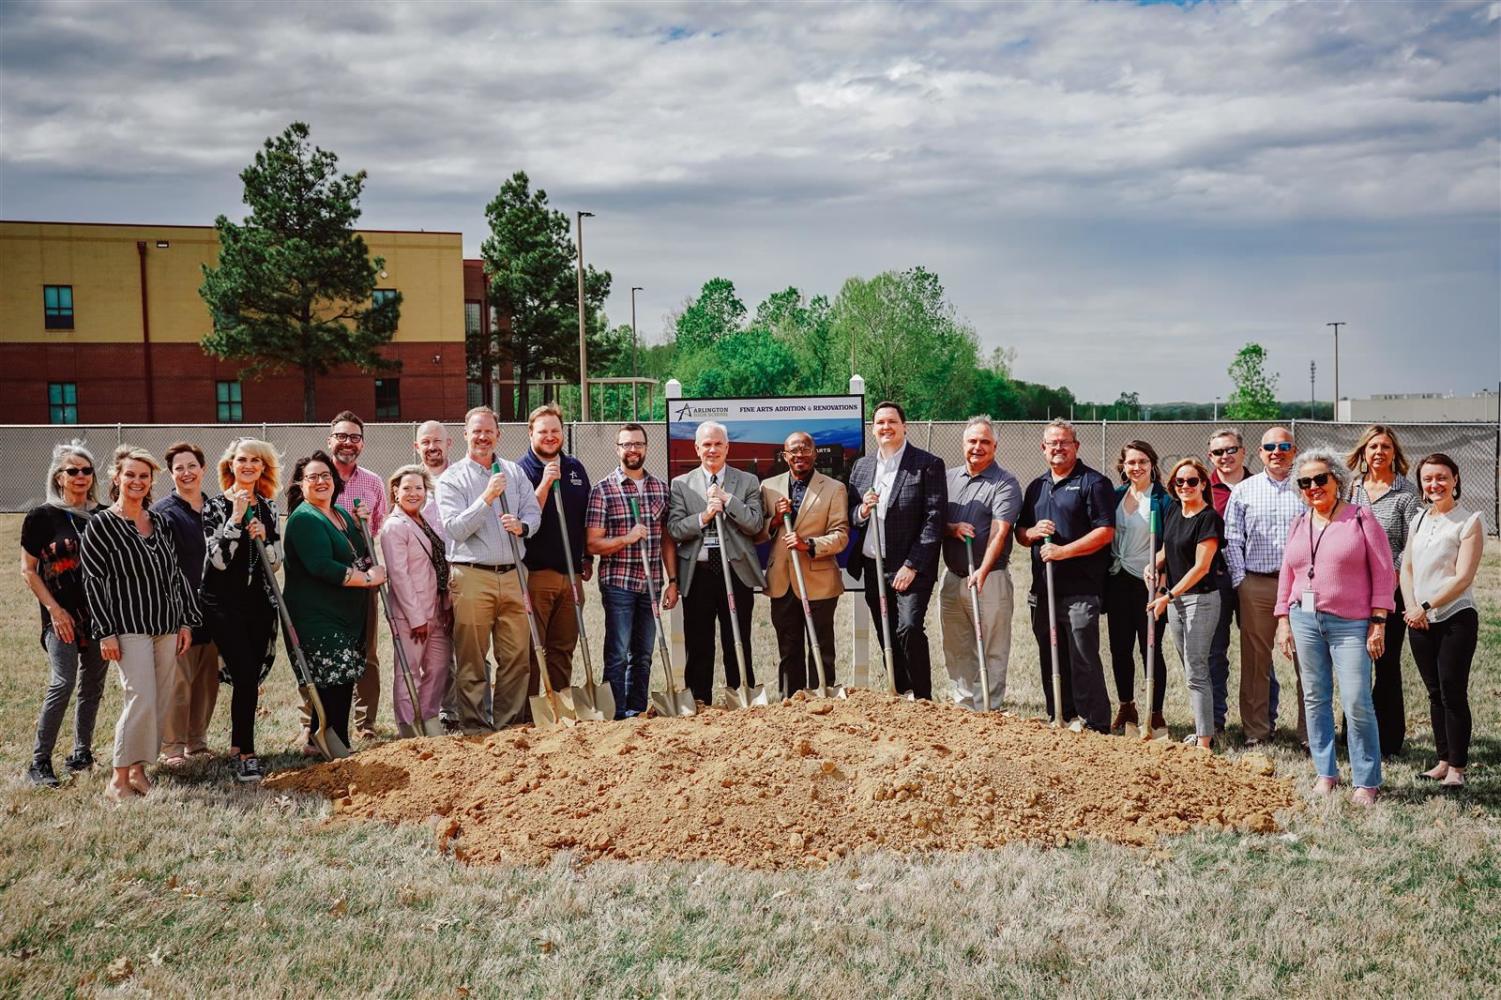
[
  {"x1": 1226, "y1": 343, "x2": 1280, "y2": 420},
  {"x1": 481, "y1": 171, "x2": 611, "y2": 419},
  {"x1": 677, "y1": 329, "x2": 800, "y2": 399},
  {"x1": 1113, "y1": 390, "x2": 1142, "y2": 420},
  {"x1": 674, "y1": 278, "x2": 746, "y2": 352},
  {"x1": 199, "y1": 121, "x2": 399, "y2": 420},
  {"x1": 754, "y1": 287, "x2": 843, "y2": 395}
]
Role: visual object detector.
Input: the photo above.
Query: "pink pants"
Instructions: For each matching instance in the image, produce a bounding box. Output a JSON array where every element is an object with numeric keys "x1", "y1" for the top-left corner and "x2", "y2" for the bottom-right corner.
[{"x1": 391, "y1": 616, "x2": 451, "y2": 736}]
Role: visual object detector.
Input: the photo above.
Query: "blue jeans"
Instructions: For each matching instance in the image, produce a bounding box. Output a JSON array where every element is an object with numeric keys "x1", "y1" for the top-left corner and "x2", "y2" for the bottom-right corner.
[
  {"x1": 601, "y1": 583, "x2": 655, "y2": 719},
  {"x1": 1289, "y1": 608, "x2": 1381, "y2": 789}
]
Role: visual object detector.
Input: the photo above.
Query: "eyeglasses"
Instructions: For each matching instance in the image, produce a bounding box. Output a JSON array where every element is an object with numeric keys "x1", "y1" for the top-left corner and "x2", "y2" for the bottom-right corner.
[
  {"x1": 1209, "y1": 446, "x2": 1240, "y2": 457},
  {"x1": 1296, "y1": 472, "x2": 1332, "y2": 490},
  {"x1": 331, "y1": 432, "x2": 364, "y2": 444},
  {"x1": 616, "y1": 441, "x2": 647, "y2": 451},
  {"x1": 1261, "y1": 442, "x2": 1294, "y2": 453},
  {"x1": 1174, "y1": 476, "x2": 1202, "y2": 488},
  {"x1": 784, "y1": 446, "x2": 814, "y2": 455},
  {"x1": 302, "y1": 472, "x2": 335, "y2": 484},
  {"x1": 62, "y1": 467, "x2": 94, "y2": 477}
]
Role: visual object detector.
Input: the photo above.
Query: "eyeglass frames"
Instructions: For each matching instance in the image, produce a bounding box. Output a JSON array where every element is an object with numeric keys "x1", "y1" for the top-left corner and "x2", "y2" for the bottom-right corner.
[
  {"x1": 1261, "y1": 442, "x2": 1293, "y2": 453},
  {"x1": 1209, "y1": 446, "x2": 1240, "y2": 457},
  {"x1": 1296, "y1": 472, "x2": 1332, "y2": 490}
]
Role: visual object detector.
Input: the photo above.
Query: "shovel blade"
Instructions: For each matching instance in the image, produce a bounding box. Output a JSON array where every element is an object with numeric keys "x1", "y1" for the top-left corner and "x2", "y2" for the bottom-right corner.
[
  {"x1": 651, "y1": 690, "x2": 698, "y2": 718},
  {"x1": 566, "y1": 687, "x2": 609, "y2": 722},
  {"x1": 748, "y1": 684, "x2": 775, "y2": 707},
  {"x1": 824, "y1": 685, "x2": 848, "y2": 700},
  {"x1": 302, "y1": 685, "x2": 350, "y2": 759},
  {"x1": 1123, "y1": 721, "x2": 1141, "y2": 740},
  {"x1": 589, "y1": 682, "x2": 618, "y2": 722},
  {"x1": 419, "y1": 717, "x2": 446, "y2": 738},
  {"x1": 529, "y1": 693, "x2": 576, "y2": 732},
  {"x1": 1141, "y1": 725, "x2": 1170, "y2": 743},
  {"x1": 719, "y1": 688, "x2": 751, "y2": 710}
]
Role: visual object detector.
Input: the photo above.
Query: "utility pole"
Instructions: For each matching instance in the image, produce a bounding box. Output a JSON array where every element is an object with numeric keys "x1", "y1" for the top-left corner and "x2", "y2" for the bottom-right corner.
[
  {"x1": 576, "y1": 210, "x2": 594, "y2": 421},
  {"x1": 630, "y1": 285, "x2": 642, "y2": 420},
  {"x1": 1309, "y1": 360, "x2": 1316, "y2": 418},
  {"x1": 1327, "y1": 321, "x2": 1344, "y2": 415}
]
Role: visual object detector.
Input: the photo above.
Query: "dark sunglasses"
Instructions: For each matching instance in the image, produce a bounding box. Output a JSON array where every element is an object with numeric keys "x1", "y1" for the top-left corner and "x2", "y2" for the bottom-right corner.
[
  {"x1": 62, "y1": 467, "x2": 94, "y2": 476},
  {"x1": 1174, "y1": 476, "x2": 1202, "y2": 488},
  {"x1": 1296, "y1": 472, "x2": 1332, "y2": 490},
  {"x1": 1261, "y1": 442, "x2": 1294, "y2": 453},
  {"x1": 1209, "y1": 446, "x2": 1240, "y2": 457}
]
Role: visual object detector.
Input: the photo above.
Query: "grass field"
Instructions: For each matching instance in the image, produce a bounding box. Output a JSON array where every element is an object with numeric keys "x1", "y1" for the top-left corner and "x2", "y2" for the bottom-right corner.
[{"x1": 1, "y1": 513, "x2": 1497, "y2": 997}]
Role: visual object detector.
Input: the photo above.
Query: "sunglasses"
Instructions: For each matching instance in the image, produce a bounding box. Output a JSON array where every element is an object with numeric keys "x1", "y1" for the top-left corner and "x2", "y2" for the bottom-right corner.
[
  {"x1": 62, "y1": 467, "x2": 94, "y2": 477},
  {"x1": 1296, "y1": 472, "x2": 1332, "y2": 490},
  {"x1": 1174, "y1": 476, "x2": 1202, "y2": 488},
  {"x1": 1261, "y1": 442, "x2": 1294, "y2": 453},
  {"x1": 1209, "y1": 446, "x2": 1240, "y2": 457}
]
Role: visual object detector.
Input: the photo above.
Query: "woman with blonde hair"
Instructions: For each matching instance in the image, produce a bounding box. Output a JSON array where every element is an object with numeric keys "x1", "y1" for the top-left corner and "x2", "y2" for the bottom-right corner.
[
  {"x1": 23, "y1": 442, "x2": 108, "y2": 787},
  {"x1": 379, "y1": 465, "x2": 452, "y2": 735},
  {"x1": 80, "y1": 446, "x2": 201, "y2": 800},
  {"x1": 201, "y1": 438, "x2": 283, "y2": 783}
]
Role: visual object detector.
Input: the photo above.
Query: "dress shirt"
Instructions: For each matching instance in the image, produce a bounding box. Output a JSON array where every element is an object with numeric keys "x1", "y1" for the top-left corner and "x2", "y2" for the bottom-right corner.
[
  {"x1": 858, "y1": 442, "x2": 907, "y2": 559},
  {"x1": 436, "y1": 455, "x2": 543, "y2": 567},
  {"x1": 1223, "y1": 471, "x2": 1303, "y2": 587},
  {"x1": 419, "y1": 464, "x2": 451, "y2": 549},
  {"x1": 697, "y1": 465, "x2": 727, "y2": 562},
  {"x1": 334, "y1": 464, "x2": 388, "y2": 534}
]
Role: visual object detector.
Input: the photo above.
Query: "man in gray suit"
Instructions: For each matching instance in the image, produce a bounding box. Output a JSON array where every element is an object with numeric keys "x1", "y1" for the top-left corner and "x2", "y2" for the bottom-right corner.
[{"x1": 667, "y1": 420, "x2": 767, "y2": 704}]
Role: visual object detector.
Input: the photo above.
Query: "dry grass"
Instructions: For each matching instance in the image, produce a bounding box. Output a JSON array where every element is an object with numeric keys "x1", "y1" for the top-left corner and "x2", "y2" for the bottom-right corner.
[{"x1": 1, "y1": 513, "x2": 1497, "y2": 998}]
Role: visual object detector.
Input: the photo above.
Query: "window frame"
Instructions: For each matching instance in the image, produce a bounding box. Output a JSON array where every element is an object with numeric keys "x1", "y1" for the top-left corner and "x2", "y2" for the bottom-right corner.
[
  {"x1": 215, "y1": 380, "x2": 244, "y2": 423},
  {"x1": 43, "y1": 285, "x2": 75, "y2": 330},
  {"x1": 374, "y1": 377, "x2": 400, "y2": 421},
  {"x1": 48, "y1": 382, "x2": 78, "y2": 424}
]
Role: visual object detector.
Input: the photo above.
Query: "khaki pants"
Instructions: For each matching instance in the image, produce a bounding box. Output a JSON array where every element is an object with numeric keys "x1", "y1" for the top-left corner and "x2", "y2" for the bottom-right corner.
[
  {"x1": 450, "y1": 564, "x2": 530, "y2": 730},
  {"x1": 1237, "y1": 573, "x2": 1305, "y2": 744},
  {"x1": 939, "y1": 565, "x2": 1013, "y2": 711},
  {"x1": 524, "y1": 568, "x2": 579, "y2": 696},
  {"x1": 112, "y1": 634, "x2": 177, "y2": 768},
  {"x1": 160, "y1": 641, "x2": 220, "y2": 756}
]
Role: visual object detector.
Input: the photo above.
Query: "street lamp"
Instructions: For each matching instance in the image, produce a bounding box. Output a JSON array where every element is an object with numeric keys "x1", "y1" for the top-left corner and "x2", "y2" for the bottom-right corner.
[
  {"x1": 577, "y1": 210, "x2": 595, "y2": 421},
  {"x1": 1327, "y1": 321, "x2": 1345, "y2": 417},
  {"x1": 630, "y1": 286, "x2": 643, "y2": 419}
]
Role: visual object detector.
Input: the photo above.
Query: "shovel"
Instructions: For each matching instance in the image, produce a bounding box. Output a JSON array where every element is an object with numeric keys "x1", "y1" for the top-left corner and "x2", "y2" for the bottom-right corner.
[
  {"x1": 784, "y1": 511, "x2": 845, "y2": 699},
  {"x1": 714, "y1": 508, "x2": 774, "y2": 709},
  {"x1": 353, "y1": 501, "x2": 444, "y2": 738},
  {"x1": 1140, "y1": 507, "x2": 1169, "y2": 742},
  {"x1": 869, "y1": 496, "x2": 915, "y2": 699},
  {"x1": 552, "y1": 482, "x2": 612, "y2": 722},
  {"x1": 493, "y1": 464, "x2": 576, "y2": 732},
  {"x1": 963, "y1": 536, "x2": 992, "y2": 713},
  {"x1": 630, "y1": 496, "x2": 696, "y2": 717},
  {"x1": 1044, "y1": 534, "x2": 1068, "y2": 730},
  {"x1": 254, "y1": 537, "x2": 349, "y2": 760}
]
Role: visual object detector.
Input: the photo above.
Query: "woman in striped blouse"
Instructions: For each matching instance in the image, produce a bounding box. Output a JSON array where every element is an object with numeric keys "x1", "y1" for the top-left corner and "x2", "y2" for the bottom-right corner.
[{"x1": 81, "y1": 445, "x2": 202, "y2": 801}]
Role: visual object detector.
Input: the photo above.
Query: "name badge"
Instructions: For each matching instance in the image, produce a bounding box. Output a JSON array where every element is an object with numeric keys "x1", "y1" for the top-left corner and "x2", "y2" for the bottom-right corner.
[{"x1": 1300, "y1": 590, "x2": 1316, "y2": 614}]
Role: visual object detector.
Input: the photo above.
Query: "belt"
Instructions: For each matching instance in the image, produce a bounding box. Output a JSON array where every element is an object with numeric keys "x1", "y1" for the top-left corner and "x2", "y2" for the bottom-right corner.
[
  {"x1": 1244, "y1": 570, "x2": 1279, "y2": 578},
  {"x1": 455, "y1": 561, "x2": 516, "y2": 574}
]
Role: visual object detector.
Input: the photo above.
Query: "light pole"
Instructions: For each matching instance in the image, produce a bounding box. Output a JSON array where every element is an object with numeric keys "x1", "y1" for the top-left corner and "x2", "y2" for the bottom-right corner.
[
  {"x1": 1327, "y1": 321, "x2": 1344, "y2": 416},
  {"x1": 576, "y1": 210, "x2": 595, "y2": 421},
  {"x1": 1213, "y1": 395, "x2": 1220, "y2": 421},
  {"x1": 1309, "y1": 360, "x2": 1317, "y2": 418},
  {"x1": 630, "y1": 286, "x2": 643, "y2": 419}
]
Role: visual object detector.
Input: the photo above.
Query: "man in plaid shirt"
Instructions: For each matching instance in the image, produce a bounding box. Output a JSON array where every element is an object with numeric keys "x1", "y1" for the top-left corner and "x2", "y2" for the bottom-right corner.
[{"x1": 585, "y1": 423, "x2": 679, "y2": 718}]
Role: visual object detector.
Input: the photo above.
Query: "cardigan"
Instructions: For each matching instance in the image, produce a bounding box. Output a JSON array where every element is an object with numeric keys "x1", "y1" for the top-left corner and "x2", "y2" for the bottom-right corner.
[{"x1": 1275, "y1": 502, "x2": 1396, "y2": 620}]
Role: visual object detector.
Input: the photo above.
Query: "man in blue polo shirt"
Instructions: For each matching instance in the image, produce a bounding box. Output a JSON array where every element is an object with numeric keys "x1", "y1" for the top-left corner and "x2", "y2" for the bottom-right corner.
[
  {"x1": 1016, "y1": 418, "x2": 1116, "y2": 732},
  {"x1": 516, "y1": 403, "x2": 592, "y2": 702}
]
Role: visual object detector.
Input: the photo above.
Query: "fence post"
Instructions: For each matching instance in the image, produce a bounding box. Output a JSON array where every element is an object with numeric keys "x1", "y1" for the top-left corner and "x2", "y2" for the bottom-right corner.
[{"x1": 1099, "y1": 418, "x2": 1107, "y2": 468}]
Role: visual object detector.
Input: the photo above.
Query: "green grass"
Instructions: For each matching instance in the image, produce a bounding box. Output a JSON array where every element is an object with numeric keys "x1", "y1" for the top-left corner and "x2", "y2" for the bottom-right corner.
[{"x1": 1, "y1": 515, "x2": 1497, "y2": 997}]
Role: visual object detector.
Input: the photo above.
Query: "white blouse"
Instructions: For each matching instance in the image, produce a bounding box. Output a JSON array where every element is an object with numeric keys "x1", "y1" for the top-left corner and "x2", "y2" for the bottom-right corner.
[{"x1": 1406, "y1": 507, "x2": 1481, "y2": 622}]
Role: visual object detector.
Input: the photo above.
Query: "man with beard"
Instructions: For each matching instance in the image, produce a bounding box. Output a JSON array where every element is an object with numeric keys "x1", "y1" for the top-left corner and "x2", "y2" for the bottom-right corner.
[
  {"x1": 758, "y1": 430, "x2": 848, "y2": 695},
  {"x1": 516, "y1": 403, "x2": 592, "y2": 705},
  {"x1": 586, "y1": 423, "x2": 678, "y2": 717}
]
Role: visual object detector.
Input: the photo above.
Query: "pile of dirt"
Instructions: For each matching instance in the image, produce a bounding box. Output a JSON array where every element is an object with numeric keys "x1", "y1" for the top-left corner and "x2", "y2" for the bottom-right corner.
[{"x1": 267, "y1": 691, "x2": 1300, "y2": 869}]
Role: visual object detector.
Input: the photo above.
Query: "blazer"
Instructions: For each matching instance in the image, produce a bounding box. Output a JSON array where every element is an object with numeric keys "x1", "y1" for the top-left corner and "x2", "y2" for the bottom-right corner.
[
  {"x1": 758, "y1": 471, "x2": 849, "y2": 601},
  {"x1": 846, "y1": 444, "x2": 947, "y2": 587},
  {"x1": 379, "y1": 509, "x2": 449, "y2": 628},
  {"x1": 667, "y1": 464, "x2": 767, "y2": 596}
]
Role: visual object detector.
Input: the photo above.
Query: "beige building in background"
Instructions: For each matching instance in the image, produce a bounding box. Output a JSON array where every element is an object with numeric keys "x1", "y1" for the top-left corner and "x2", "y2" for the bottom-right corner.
[{"x1": 1337, "y1": 391, "x2": 1499, "y2": 423}]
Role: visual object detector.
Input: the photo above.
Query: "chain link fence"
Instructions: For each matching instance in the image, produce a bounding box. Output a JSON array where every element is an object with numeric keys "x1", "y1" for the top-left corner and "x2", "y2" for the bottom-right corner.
[{"x1": 4, "y1": 419, "x2": 1496, "y2": 532}]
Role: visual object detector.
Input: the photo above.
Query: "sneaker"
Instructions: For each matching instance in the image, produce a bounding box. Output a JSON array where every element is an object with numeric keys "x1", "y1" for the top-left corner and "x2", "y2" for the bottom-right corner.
[
  {"x1": 1182, "y1": 733, "x2": 1199, "y2": 745},
  {"x1": 63, "y1": 749, "x2": 94, "y2": 773},
  {"x1": 234, "y1": 756, "x2": 264, "y2": 783},
  {"x1": 1110, "y1": 702, "x2": 1138, "y2": 734},
  {"x1": 27, "y1": 761, "x2": 60, "y2": 788}
]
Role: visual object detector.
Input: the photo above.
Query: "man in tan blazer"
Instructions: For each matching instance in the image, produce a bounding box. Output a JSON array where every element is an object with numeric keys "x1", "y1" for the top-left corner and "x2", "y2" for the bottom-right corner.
[{"x1": 759, "y1": 431, "x2": 849, "y2": 694}]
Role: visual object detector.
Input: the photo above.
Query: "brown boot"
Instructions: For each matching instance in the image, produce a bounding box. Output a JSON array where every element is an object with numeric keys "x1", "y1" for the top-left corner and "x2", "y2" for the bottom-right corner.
[
  {"x1": 1111, "y1": 702, "x2": 1138, "y2": 734},
  {"x1": 1151, "y1": 712, "x2": 1167, "y2": 733}
]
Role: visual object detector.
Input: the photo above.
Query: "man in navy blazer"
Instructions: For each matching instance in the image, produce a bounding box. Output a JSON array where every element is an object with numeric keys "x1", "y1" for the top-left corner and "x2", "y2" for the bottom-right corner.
[{"x1": 847, "y1": 400, "x2": 947, "y2": 698}]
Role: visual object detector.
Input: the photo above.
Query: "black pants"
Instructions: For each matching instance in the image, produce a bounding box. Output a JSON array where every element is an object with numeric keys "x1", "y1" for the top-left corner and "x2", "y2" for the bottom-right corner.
[
  {"x1": 770, "y1": 592, "x2": 838, "y2": 694},
  {"x1": 314, "y1": 682, "x2": 354, "y2": 750},
  {"x1": 682, "y1": 560, "x2": 755, "y2": 704},
  {"x1": 861, "y1": 557, "x2": 934, "y2": 699},
  {"x1": 1410, "y1": 608, "x2": 1477, "y2": 769},
  {"x1": 1105, "y1": 571, "x2": 1167, "y2": 714},
  {"x1": 1372, "y1": 589, "x2": 1408, "y2": 757},
  {"x1": 207, "y1": 597, "x2": 275, "y2": 757},
  {"x1": 1029, "y1": 592, "x2": 1111, "y2": 732}
]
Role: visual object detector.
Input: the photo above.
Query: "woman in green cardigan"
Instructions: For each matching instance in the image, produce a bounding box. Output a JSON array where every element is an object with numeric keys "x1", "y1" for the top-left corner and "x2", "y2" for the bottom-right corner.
[{"x1": 282, "y1": 450, "x2": 386, "y2": 750}]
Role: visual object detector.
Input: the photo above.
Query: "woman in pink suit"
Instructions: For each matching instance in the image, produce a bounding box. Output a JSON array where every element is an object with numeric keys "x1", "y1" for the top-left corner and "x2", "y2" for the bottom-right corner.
[{"x1": 379, "y1": 465, "x2": 451, "y2": 736}]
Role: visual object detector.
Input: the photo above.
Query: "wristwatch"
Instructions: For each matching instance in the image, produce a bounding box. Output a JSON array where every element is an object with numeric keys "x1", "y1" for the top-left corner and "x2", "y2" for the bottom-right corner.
[
  {"x1": 1420, "y1": 601, "x2": 1432, "y2": 612},
  {"x1": 1369, "y1": 614, "x2": 1387, "y2": 624}
]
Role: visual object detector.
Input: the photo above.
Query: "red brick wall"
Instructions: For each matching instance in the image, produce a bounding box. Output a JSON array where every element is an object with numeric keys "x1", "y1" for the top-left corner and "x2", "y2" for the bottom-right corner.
[{"x1": 0, "y1": 340, "x2": 468, "y2": 425}]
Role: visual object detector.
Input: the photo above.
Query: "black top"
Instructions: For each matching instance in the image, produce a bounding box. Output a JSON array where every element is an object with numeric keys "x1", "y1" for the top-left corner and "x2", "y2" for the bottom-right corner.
[
  {"x1": 1016, "y1": 462, "x2": 1116, "y2": 599},
  {"x1": 202, "y1": 493, "x2": 282, "y2": 607},
  {"x1": 80, "y1": 507, "x2": 203, "y2": 640},
  {"x1": 21, "y1": 503, "x2": 105, "y2": 647},
  {"x1": 1162, "y1": 504, "x2": 1224, "y2": 596},
  {"x1": 516, "y1": 449, "x2": 592, "y2": 575}
]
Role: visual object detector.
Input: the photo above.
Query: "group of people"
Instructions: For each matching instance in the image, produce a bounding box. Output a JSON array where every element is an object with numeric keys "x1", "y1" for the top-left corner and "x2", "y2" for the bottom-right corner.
[{"x1": 23, "y1": 403, "x2": 1484, "y2": 806}]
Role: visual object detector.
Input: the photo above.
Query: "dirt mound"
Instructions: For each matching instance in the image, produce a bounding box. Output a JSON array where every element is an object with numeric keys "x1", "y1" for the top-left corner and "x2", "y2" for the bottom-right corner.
[{"x1": 267, "y1": 691, "x2": 1300, "y2": 869}]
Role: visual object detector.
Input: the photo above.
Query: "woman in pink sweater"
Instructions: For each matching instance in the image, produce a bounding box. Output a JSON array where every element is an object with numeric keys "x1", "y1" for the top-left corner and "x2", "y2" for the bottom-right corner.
[{"x1": 1274, "y1": 449, "x2": 1395, "y2": 805}]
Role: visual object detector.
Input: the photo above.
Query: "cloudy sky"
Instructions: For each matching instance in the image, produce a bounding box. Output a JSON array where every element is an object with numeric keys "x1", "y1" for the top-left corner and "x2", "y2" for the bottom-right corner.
[{"x1": 2, "y1": 0, "x2": 1497, "y2": 403}]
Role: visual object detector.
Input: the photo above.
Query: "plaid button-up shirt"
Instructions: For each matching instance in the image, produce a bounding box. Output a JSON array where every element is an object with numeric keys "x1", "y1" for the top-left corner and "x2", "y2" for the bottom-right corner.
[
  {"x1": 335, "y1": 464, "x2": 388, "y2": 534},
  {"x1": 586, "y1": 468, "x2": 670, "y2": 594},
  {"x1": 1223, "y1": 470, "x2": 1303, "y2": 586}
]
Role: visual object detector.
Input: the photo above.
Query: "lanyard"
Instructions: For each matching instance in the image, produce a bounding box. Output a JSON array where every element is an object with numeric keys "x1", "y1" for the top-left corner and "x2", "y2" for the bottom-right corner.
[{"x1": 1306, "y1": 502, "x2": 1341, "y2": 582}]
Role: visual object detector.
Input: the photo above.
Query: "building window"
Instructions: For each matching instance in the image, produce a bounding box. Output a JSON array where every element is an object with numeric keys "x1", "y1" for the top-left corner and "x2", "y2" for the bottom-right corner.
[
  {"x1": 44, "y1": 285, "x2": 74, "y2": 330},
  {"x1": 373, "y1": 288, "x2": 398, "y2": 308},
  {"x1": 48, "y1": 382, "x2": 78, "y2": 424},
  {"x1": 374, "y1": 378, "x2": 400, "y2": 420},
  {"x1": 216, "y1": 380, "x2": 244, "y2": 423},
  {"x1": 465, "y1": 300, "x2": 482, "y2": 338}
]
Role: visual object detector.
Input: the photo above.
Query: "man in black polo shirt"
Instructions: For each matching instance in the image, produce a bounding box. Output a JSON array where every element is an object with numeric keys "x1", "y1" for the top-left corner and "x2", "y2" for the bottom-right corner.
[{"x1": 1016, "y1": 418, "x2": 1116, "y2": 732}]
